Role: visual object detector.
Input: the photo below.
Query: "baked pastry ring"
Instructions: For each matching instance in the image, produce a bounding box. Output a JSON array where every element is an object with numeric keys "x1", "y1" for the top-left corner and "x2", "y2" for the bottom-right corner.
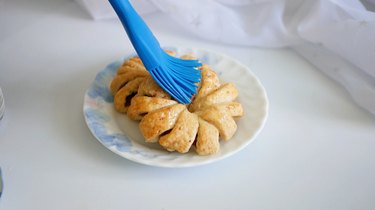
[{"x1": 110, "y1": 54, "x2": 244, "y2": 155}]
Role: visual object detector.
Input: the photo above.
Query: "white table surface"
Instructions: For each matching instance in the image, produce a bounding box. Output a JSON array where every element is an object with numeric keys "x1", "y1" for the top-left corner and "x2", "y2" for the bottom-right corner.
[{"x1": 1, "y1": 0, "x2": 375, "y2": 209}]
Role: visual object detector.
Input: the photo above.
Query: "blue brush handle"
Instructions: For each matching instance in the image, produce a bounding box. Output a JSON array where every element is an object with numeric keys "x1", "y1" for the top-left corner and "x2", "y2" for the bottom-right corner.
[{"x1": 109, "y1": 0, "x2": 162, "y2": 70}]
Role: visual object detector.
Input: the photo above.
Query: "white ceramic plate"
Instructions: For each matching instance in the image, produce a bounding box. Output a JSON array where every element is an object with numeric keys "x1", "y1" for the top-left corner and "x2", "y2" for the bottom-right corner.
[{"x1": 83, "y1": 47, "x2": 268, "y2": 168}]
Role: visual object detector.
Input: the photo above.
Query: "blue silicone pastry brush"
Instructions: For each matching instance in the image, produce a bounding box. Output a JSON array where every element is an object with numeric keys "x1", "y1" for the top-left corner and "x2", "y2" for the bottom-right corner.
[{"x1": 109, "y1": 0, "x2": 202, "y2": 104}]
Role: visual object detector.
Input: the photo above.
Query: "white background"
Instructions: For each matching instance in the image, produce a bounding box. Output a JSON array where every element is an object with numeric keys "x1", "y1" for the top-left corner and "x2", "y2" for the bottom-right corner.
[{"x1": 1, "y1": 0, "x2": 375, "y2": 209}]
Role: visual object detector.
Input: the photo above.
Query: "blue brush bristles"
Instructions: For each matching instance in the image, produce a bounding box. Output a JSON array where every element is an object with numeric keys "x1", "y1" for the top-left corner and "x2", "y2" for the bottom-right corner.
[{"x1": 109, "y1": 0, "x2": 202, "y2": 104}]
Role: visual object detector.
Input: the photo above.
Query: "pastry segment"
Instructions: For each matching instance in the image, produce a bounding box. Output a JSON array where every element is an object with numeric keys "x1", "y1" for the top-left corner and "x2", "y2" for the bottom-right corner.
[
  {"x1": 197, "y1": 106, "x2": 237, "y2": 141},
  {"x1": 190, "y1": 83, "x2": 238, "y2": 112},
  {"x1": 211, "y1": 102, "x2": 244, "y2": 118},
  {"x1": 159, "y1": 109, "x2": 199, "y2": 153},
  {"x1": 127, "y1": 96, "x2": 177, "y2": 120},
  {"x1": 195, "y1": 118, "x2": 220, "y2": 155},
  {"x1": 114, "y1": 77, "x2": 144, "y2": 113},
  {"x1": 137, "y1": 75, "x2": 171, "y2": 99},
  {"x1": 117, "y1": 57, "x2": 145, "y2": 74},
  {"x1": 110, "y1": 71, "x2": 149, "y2": 95},
  {"x1": 139, "y1": 104, "x2": 185, "y2": 142}
]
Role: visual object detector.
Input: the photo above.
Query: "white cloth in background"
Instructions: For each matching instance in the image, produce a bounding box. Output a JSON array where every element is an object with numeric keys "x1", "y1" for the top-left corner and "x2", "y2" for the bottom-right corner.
[{"x1": 77, "y1": 0, "x2": 375, "y2": 115}]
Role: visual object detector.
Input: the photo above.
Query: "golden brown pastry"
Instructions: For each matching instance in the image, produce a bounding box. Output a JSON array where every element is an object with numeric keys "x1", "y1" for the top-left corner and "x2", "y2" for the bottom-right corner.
[
  {"x1": 113, "y1": 77, "x2": 144, "y2": 113},
  {"x1": 191, "y1": 64, "x2": 220, "y2": 104},
  {"x1": 110, "y1": 71, "x2": 148, "y2": 96},
  {"x1": 190, "y1": 83, "x2": 238, "y2": 112},
  {"x1": 137, "y1": 75, "x2": 171, "y2": 99},
  {"x1": 195, "y1": 105, "x2": 237, "y2": 140},
  {"x1": 110, "y1": 53, "x2": 244, "y2": 155},
  {"x1": 139, "y1": 104, "x2": 185, "y2": 143},
  {"x1": 159, "y1": 109, "x2": 199, "y2": 153},
  {"x1": 195, "y1": 118, "x2": 220, "y2": 155},
  {"x1": 117, "y1": 57, "x2": 145, "y2": 74},
  {"x1": 127, "y1": 96, "x2": 177, "y2": 121}
]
